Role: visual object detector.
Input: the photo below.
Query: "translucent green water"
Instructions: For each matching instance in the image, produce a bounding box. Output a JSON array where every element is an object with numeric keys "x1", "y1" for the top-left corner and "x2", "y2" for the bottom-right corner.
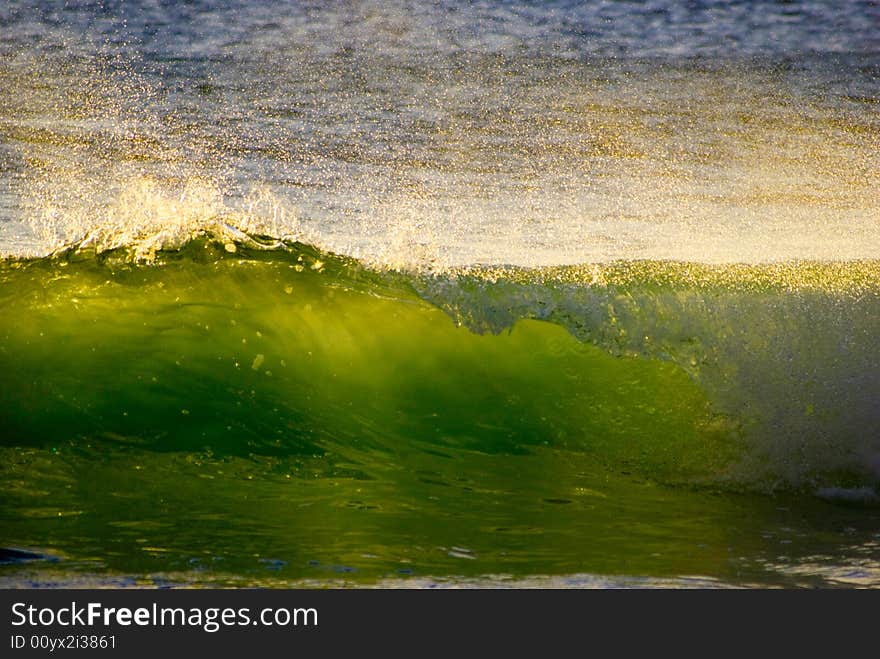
[{"x1": 2, "y1": 239, "x2": 879, "y2": 587}]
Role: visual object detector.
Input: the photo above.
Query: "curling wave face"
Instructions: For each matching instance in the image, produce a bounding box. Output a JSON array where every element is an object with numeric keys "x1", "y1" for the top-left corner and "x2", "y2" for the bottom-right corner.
[
  {"x1": 3, "y1": 232, "x2": 880, "y2": 492},
  {"x1": 2, "y1": 234, "x2": 880, "y2": 587}
]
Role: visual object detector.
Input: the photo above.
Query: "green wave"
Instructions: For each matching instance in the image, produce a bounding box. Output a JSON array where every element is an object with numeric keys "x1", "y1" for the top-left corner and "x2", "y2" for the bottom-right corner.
[
  {"x1": 1, "y1": 235, "x2": 734, "y2": 485},
  {"x1": 4, "y1": 233, "x2": 880, "y2": 490},
  {"x1": 3, "y1": 234, "x2": 880, "y2": 586}
]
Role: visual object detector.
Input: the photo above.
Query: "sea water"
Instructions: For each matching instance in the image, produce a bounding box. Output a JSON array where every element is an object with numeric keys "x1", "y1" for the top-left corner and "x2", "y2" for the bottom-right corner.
[{"x1": 1, "y1": 1, "x2": 879, "y2": 587}]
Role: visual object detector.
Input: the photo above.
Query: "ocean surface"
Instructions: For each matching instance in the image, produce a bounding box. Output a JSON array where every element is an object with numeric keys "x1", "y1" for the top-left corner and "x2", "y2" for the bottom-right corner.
[{"x1": 1, "y1": 0, "x2": 879, "y2": 588}]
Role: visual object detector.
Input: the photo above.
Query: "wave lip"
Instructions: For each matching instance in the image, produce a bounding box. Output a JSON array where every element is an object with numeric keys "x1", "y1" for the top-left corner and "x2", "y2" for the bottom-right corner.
[{"x1": 50, "y1": 219, "x2": 288, "y2": 263}]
